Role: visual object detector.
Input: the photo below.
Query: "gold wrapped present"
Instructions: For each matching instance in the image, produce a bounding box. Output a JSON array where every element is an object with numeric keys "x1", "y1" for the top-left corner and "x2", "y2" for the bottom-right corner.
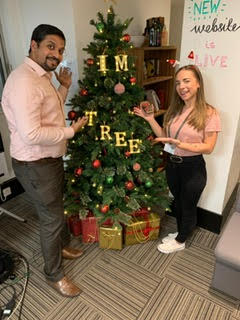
[
  {"x1": 124, "y1": 212, "x2": 160, "y2": 246},
  {"x1": 99, "y1": 225, "x2": 123, "y2": 250}
]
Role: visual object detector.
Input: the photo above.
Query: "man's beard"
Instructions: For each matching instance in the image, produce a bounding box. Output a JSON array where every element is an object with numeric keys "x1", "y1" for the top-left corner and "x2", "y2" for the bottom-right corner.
[{"x1": 42, "y1": 56, "x2": 60, "y2": 71}]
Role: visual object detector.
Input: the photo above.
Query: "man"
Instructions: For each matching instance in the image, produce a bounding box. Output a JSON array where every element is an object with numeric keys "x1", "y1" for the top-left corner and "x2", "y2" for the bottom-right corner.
[{"x1": 2, "y1": 24, "x2": 88, "y2": 297}]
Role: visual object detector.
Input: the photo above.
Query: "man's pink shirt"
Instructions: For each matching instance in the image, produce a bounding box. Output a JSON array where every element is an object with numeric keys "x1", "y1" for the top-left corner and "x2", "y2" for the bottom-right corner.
[{"x1": 2, "y1": 57, "x2": 74, "y2": 161}]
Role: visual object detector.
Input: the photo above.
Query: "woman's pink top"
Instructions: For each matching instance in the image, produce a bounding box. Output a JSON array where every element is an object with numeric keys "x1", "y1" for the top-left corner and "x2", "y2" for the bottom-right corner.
[{"x1": 168, "y1": 106, "x2": 221, "y2": 156}]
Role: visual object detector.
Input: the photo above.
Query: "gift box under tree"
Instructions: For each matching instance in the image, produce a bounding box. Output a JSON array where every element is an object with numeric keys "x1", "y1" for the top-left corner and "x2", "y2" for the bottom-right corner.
[
  {"x1": 81, "y1": 215, "x2": 99, "y2": 243},
  {"x1": 68, "y1": 214, "x2": 82, "y2": 237},
  {"x1": 124, "y1": 212, "x2": 160, "y2": 246},
  {"x1": 99, "y1": 224, "x2": 123, "y2": 250}
]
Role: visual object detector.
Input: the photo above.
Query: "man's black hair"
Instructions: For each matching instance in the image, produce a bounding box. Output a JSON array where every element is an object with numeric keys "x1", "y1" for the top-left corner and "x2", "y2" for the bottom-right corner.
[{"x1": 28, "y1": 24, "x2": 65, "y2": 54}]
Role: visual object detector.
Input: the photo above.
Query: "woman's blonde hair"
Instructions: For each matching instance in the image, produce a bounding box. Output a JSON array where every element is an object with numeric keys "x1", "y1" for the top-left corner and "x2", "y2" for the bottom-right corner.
[{"x1": 163, "y1": 65, "x2": 213, "y2": 131}]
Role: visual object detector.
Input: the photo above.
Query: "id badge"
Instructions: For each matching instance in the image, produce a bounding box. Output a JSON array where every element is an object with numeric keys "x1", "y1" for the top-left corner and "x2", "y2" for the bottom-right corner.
[{"x1": 164, "y1": 143, "x2": 175, "y2": 155}]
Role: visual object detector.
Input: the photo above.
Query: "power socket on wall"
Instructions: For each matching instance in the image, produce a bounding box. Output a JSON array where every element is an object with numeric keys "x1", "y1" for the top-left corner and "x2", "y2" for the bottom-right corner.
[{"x1": 3, "y1": 187, "x2": 11, "y2": 197}]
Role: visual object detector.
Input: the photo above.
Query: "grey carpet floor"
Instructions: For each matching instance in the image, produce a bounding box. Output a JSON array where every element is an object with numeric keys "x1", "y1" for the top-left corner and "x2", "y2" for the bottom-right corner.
[{"x1": 0, "y1": 193, "x2": 240, "y2": 320}]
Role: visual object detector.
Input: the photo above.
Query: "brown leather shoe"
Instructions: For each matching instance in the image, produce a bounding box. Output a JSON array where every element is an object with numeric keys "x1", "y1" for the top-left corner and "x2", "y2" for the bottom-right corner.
[
  {"x1": 47, "y1": 276, "x2": 82, "y2": 297},
  {"x1": 62, "y1": 247, "x2": 84, "y2": 259}
]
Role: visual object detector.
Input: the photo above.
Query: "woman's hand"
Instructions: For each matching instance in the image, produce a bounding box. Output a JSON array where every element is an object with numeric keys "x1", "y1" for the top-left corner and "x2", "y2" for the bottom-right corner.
[
  {"x1": 71, "y1": 116, "x2": 88, "y2": 134},
  {"x1": 133, "y1": 102, "x2": 155, "y2": 121},
  {"x1": 154, "y1": 137, "x2": 181, "y2": 146}
]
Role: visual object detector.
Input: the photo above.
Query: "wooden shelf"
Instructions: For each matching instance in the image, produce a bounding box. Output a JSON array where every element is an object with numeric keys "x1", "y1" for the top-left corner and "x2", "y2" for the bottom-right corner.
[
  {"x1": 132, "y1": 46, "x2": 177, "y2": 51},
  {"x1": 143, "y1": 76, "x2": 173, "y2": 86},
  {"x1": 154, "y1": 109, "x2": 166, "y2": 118},
  {"x1": 128, "y1": 45, "x2": 176, "y2": 109}
]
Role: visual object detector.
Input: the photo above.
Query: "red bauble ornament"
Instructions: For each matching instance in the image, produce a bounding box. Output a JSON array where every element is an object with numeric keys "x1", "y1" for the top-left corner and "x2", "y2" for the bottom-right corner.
[
  {"x1": 87, "y1": 58, "x2": 94, "y2": 66},
  {"x1": 80, "y1": 88, "x2": 88, "y2": 96},
  {"x1": 125, "y1": 151, "x2": 131, "y2": 158},
  {"x1": 68, "y1": 110, "x2": 77, "y2": 120},
  {"x1": 130, "y1": 77, "x2": 136, "y2": 84},
  {"x1": 92, "y1": 159, "x2": 101, "y2": 168},
  {"x1": 114, "y1": 82, "x2": 125, "y2": 95},
  {"x1": 125, "y1": 181, "x2": 135, "y2": 190},
  {"x1": 122, "y1": 34, "x2": 131, "y2": 42},
  {"x1": 100, "y1": 204, "x2": 109, "y2": 214},
  {"x1": 74, "y1": 167, "x2": 83, "y2": 177}
]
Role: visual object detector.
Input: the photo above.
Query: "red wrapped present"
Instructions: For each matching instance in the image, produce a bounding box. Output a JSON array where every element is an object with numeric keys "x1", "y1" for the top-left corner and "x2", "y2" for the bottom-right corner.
[
  {"x1": 81, "y1": 216, "x2": 99, "y2": 243},
  {"x1": 68, "y1": 215, "x2": 82, "y2": 237},
  {"x1": 132, "y1": 207, "x2": 149, "y2": 218}
]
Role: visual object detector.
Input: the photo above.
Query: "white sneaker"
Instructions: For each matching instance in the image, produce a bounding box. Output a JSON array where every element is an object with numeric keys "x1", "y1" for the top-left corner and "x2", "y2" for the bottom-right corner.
[
  {"x1": 162, "y1": 232, "x2": 178, "y2": 244},
  {"x1": 157, "y1": 239, "x2": 185, "y2": 254}
]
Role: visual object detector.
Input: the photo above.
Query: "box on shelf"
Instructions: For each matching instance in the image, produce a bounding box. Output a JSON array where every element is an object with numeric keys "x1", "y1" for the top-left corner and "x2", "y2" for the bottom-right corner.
[
  {"x1": 155, "y1": 88, "x2": 166, "y2": 109},
  {"x1": 145, "y1": 59, "x2": 155, "y2": 77}
]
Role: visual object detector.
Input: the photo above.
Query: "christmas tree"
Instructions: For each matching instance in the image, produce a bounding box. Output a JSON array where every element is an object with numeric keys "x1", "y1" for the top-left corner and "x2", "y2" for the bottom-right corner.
[{"x1": 64, "y1": 6, "x2": 170, "y2": 227}]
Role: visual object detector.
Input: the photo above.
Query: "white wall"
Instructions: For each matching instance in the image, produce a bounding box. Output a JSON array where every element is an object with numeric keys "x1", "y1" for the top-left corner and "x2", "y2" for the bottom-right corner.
[
  {"x1": 169, "y1": 0, "x2": 184, "y2": 59},
  {"x1": 0, "y1": 0, "x2": 79, "y2": 99},
  {"x1": 180, "y1": 0, "x2": 240, "y2": 214}
]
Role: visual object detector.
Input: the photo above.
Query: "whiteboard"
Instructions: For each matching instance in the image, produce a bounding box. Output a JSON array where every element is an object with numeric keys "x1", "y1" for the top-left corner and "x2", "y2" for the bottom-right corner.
[{"x1": 180, "y1": 0, "x2": 240, "y2": 214}]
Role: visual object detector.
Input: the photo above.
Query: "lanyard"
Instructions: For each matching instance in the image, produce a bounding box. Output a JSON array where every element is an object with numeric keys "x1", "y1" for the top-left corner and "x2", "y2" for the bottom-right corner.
[{"x1": 167, "y1": 111, "x2": 192, "y2": 139}]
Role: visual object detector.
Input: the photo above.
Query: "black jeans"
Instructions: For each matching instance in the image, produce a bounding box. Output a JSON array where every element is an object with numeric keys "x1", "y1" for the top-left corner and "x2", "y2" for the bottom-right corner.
[
  {"x1": 12, "y1": 157, "x2": 65, "y2": 282},
  {"x1": 166, "y1": 155, "x2": 207, "y2": 243}
]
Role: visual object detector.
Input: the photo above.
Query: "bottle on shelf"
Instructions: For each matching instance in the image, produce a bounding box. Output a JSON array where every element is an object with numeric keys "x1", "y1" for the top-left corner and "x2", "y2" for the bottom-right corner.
[
  {"x1": 155, "y1": 18, "x2": 163, "y2": 47},
  {"x1": 161, "y1": 24, "x2": 168, "y2": 46},
  {"x1": 143, "y1": 19, "x2": 150, "y2": 37},
  {"x1": 149, "y1": 19, "x2": 155, "y2": 47}
]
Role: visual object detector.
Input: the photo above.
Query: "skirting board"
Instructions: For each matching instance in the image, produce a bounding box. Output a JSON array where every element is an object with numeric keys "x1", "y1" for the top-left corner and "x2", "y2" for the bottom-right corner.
[{"x1": 167, "y1": 182, "x2": 239, "y2": 234}]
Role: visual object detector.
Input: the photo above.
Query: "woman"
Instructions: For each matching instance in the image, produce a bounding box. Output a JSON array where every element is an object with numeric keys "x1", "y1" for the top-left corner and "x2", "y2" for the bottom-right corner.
[{"x1": 134, "y1": 65, "x2": 221, "y2": 254}]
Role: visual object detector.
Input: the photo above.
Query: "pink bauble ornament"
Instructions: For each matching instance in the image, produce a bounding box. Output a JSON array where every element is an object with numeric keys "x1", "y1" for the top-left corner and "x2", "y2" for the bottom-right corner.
[
  {"x1": 114, "y1": 82, "x2": 125, "y2": 95},
  {"x1": 133, "y1": 163, "x2": 141, "y2": 171}
]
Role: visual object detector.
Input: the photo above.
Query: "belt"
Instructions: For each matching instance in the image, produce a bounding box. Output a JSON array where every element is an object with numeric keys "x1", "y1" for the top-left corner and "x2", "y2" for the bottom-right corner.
[
  {"x1": 12, "y1": 157, "x2": 62, "y2": 165},
  {"x1": 167, "y1": 154, "x2": 203, "y2": 164}
]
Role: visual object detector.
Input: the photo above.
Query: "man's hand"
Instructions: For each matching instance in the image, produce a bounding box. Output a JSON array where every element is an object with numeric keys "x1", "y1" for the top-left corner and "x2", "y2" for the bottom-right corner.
[
  {"x1": 71, "y1": 116, "x2": 88, "y2": 134},
  {"x1": 54, "y1": 67, "x2": 72, "y2": 89}
]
